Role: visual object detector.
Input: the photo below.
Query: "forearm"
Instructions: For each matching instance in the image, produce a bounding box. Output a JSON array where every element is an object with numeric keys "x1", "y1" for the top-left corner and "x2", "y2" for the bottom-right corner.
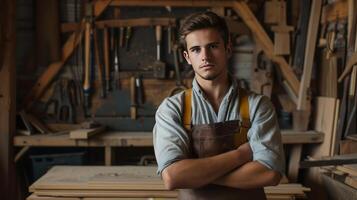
[
  {"x1": 213, "y1": 161, "x2": 281, "y2": 189},
  {"x1": 162, "y1": 149, "x2": 249, "y2": 189}
]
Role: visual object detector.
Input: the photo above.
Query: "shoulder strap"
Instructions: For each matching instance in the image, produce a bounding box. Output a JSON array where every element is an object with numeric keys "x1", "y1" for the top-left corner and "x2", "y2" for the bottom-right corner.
[
  {"x1": 182, "y1": 88, "x2": 251, "y2": 131},
  {"x1": 239, "y1": 88, "x2": 251, "y2": 128},
  {"x1": 183, "y1": 88, "x2": 192, "y2": 131}
]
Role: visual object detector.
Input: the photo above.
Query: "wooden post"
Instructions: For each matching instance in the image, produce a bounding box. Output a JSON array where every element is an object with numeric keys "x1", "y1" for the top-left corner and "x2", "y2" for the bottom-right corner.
[{"x1": 0, "y1": 0, "x2": 16, "y2": 199}]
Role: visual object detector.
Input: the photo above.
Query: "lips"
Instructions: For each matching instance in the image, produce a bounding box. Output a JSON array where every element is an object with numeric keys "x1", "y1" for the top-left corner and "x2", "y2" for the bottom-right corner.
[{"x1": 200, "y1": 63, "x2": 215, "y2": 68}]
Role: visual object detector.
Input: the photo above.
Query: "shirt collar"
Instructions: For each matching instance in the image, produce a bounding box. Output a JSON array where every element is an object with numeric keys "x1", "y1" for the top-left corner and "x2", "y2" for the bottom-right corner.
[{"x1": 192, "y1": 74, "x2": 239, "y2": 100}]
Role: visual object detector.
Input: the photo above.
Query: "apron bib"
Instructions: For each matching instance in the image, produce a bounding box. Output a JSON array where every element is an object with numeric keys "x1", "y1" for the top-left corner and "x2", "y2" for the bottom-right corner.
[{"x1": 179, "y1": 88, "x2": 266, "y2": 200}]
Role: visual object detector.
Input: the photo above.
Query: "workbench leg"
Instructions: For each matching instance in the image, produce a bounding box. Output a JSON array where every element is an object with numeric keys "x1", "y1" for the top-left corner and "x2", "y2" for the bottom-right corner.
[
  {"x1": 105, "y1": 146, "x2": 115, "y2": 166},
  {"x1": 288, "y1": 144, "x2": 302, "y2": 182}
]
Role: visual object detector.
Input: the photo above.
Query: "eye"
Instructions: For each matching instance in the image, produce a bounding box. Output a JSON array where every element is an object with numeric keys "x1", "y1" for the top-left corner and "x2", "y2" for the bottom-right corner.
[
  {"x1": 190, "y1": 47, "x2": 200, "y2": 53},
  {"x1": 209, "y1": 44, "x2": 218, "y2": 49}
]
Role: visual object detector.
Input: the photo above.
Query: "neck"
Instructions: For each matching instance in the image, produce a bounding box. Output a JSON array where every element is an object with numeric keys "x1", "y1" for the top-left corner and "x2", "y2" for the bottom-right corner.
[{"x1": 196, "y1": 73, "x2": 230, "y2": 111}]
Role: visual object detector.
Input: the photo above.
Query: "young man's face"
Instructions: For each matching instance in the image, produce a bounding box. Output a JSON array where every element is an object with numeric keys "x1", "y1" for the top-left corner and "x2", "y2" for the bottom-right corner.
[{"x1": 183, "y1": 28, "x2": 231, "y2": 81}]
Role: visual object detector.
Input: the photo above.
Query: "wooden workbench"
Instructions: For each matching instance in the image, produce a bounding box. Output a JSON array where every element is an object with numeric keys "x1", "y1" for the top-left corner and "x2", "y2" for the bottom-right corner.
[
  {"x1": 14, "y1": 130, "x2": 324, "y2": 182},
  {"x1": 14, "y1": 130, "x2": 323, "y2": 147}
]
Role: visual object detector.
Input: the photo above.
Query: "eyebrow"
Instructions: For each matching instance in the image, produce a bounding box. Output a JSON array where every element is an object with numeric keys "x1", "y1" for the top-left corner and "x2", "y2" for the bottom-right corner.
[{"x1": 188, "y1": 41, "x2": 220, "y2": 51}]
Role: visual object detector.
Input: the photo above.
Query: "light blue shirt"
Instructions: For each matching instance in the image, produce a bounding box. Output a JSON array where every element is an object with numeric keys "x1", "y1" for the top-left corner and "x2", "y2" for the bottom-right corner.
[{"x1": 153, "y1": 78, "x2": 285, "y2": 176}]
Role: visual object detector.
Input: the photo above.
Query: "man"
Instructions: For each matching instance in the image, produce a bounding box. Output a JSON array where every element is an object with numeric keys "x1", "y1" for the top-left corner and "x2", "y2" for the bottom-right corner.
[{"x1": 153, "y1": 11, "x2": 284, "y2": 199}]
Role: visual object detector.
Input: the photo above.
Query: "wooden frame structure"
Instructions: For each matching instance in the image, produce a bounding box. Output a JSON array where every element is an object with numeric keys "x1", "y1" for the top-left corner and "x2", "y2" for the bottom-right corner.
[{"x1": 0, "y1": 0, "x2": 16, "y2": 200}]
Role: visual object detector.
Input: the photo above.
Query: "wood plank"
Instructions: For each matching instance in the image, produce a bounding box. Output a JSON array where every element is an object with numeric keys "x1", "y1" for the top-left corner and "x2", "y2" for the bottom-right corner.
[
  {"x1": 232, "y1": 1, "x2": 300, "y2": 98},
  {"x1": 0, "y1": 0, "x2": 16, "y2": 199},
  {"x1": 345, "y1": 176, "x2": 357, "y2": 189},
  {"x1": 30, "y1": 166, "x2": 309, "y2": 196},
  {"x1": 336, "y1": 165, "x2": 357, "y2": 176},
  {"x1": 281, "y1": 130, "x2": 324, "y2": 144},
  {"x1": 14, "y1": 130, "x2": 324, "y2": 147},
  {"x1": 23, "y1": 1, "x2": 112, "y2": 110},
  {"x1": 28, "y1": 194, "x2": 78, "y2": 200},
  {"x1": 14, "y1": 131, "x2": 153, "y2": 147},
  {"x1": 33, "y1": 190, "x2": 177, "y2": 198},
  {"x1": 30, "y1": 166, "x2": 165, "y2": 191},
  {"x1": 312, "y1": 97, "x2": 339, "y2": 157},
  {"x1": 300, "y1": 158, "x2": 357, "y2": 168},
  {"x1": 297, "y1": 0, "x2": 322, "y2": 110},
  {"x1": 69, "y1": 127, "x2": 106, "y2": 139}
]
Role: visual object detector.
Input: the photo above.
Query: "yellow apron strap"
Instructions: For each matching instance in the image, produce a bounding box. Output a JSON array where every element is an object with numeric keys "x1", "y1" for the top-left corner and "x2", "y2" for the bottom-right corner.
[
  {"x1": 182, "y1": 87, "x2": 250, "y2": 136},
  {"x1": 183, "y1": 88, "x2": 192, "y2": 131},
  {"x1": 236, "y1": 89, "x2": 251, "y2": 145},
  {"x1": 240, "y1": 89, "x2": 250, "y2": 124}
]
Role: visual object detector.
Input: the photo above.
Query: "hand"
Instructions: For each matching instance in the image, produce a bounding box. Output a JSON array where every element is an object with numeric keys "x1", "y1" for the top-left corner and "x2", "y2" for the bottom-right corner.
[{"x1": 236, "y1": 142, "x2": 253, "y2": 163}]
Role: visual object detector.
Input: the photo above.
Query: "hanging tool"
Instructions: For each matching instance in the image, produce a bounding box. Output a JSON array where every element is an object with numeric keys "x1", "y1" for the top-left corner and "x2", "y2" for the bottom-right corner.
[
  {"x1": 135, "y1": 75, "x2": 145, "y2": 105},
  {"x1": 169, "y1": 44, "x2": 187, "y2": 96},
  {"x1": 113, "y1": 8, "x2": 121, "y2": 90},
  {"x1": 57, "y1": 79, "x2": 74, "y2": 123},
  {"x1": 93, "y1": 28, "x2": 105, "y2": 98},
  {"x1": 68, "y1": 79, "x2": 85, "y2": 123},
  {"x1": 125, "y1": 26, "x2": 132, "y2": 51},
  {"x1": 152, "y1": 25, "x2": 166, "y2": 79},
  {"x1": 103, "y1": 27, "x2": 111, "y2": 92},
  {"x1": 119, "y1": 27, "x2": 124, "y2": 47},
  {"x1": 168, "y1": 26, "x2": 172, "y2": 54},
  {"x1": 113, "y1": 34, "x2": 120, "y2": 90},
  {"x1": 46, "y1": 79, "x2": 74, "y2": 123},
  {"x1": 130, "y1": 76, "x2": 137, "y2": 120},
  {"x1": 83, "y1": 3, "x2": 93, "y2": 109}
]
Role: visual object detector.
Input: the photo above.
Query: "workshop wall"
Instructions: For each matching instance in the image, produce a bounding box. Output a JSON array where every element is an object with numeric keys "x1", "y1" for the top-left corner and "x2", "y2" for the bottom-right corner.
[{"x1": 17, "y1": 2, "x2": 255, "y2": 131}]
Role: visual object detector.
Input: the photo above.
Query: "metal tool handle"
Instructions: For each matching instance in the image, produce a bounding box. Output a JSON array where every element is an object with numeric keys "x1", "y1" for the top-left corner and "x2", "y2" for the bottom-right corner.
[
  {"x1": 130, "y1": 76, "x2": 137, "y2": 120},
  {"x1": 83, "y1": 21, "x2": 91, "y2": 108},
  {"x1": 156, "y1": 25, "x2": 162, "y2": 60}
]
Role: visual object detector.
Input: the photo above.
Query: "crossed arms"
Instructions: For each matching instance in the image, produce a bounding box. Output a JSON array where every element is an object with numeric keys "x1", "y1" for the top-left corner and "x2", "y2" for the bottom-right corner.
[{"x1": 161, "y1": 142, "x2": 281, "y2": 190}]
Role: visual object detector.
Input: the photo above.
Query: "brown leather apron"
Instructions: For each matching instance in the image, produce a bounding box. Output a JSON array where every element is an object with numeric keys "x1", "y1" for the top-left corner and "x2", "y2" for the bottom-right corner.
[{"x1": 178, "y1": 88, "x2": 266, "y2": 200}]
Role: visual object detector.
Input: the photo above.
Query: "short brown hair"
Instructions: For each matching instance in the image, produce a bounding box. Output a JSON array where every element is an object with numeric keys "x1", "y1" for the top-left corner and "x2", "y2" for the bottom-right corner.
[{"x1": 179, "y1": 11, "x2": 229, "y2": 51}]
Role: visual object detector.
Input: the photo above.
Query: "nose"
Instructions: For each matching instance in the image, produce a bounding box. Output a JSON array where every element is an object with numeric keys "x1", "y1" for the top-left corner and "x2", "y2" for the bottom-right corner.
[{"x1": 201, "y1": 47, "x2": 211, "y2": 62}]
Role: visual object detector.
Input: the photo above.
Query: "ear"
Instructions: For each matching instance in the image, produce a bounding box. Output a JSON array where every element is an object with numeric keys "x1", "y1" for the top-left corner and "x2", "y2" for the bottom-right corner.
[{"x1": 183, "y1": 50, "x2": 192, "y2": 65}]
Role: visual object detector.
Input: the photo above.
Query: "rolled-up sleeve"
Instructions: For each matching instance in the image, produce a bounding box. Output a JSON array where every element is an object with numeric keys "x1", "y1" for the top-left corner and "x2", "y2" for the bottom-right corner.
[
  {"x1": 248, "y1": 96, "x2": 285, "y2": 175},
  {"x1": 153, "y1": 96, "x2": 191, "y2": 175}
]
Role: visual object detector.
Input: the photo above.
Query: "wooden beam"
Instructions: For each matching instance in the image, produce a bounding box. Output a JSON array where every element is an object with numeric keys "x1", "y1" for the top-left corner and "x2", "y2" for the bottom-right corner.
[
  {"x1": 61, "y1": 18, "x2": 177, "y2": 32},
  {"x1": 297, "y1": 0, "x2": 322, "y2": 110},
  {"x1": 0, "y1": 0, "x2": 16, "y2": 199},
  {"x1": 23, "y1": 0, "x2": 112, "y2": 110},
  {"x1": 110, "y1": 0, "x2": 234, "y2": 7},
  {"x1": 232, "y1": 1, "x2": 300, "y2": 98}
]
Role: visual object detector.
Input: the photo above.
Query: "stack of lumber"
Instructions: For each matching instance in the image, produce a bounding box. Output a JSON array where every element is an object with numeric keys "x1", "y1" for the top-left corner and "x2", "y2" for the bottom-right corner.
[
  {"x1": 28, "y1": 166, "x2": 310, "y2": 200},
  {"x1": 321, "y1": 164, "x2": 357, "y2": 190}
]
